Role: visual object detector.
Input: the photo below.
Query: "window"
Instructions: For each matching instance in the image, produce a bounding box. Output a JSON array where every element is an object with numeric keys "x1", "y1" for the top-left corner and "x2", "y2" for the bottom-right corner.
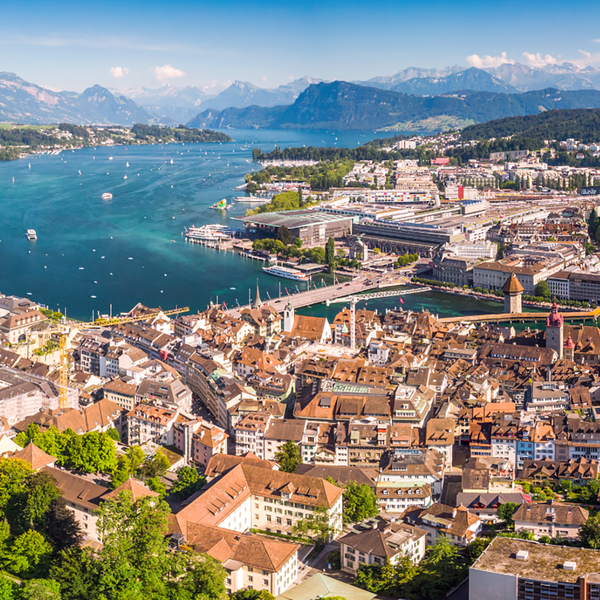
[
  {"x1": 286, "y1": 519, "x2": 292, "y2": 526},
  {"x1": 276, "y1": 517, "x2": 282, "y2": 524},
  {"x1": 263, "y1": 579, "x2": 268, "y2": 585},
  {"x1": 248, "y1": 576, "x2": 253, "y2": 582},
  {"x1": 266, "y1": 515, "x2": 271, "y2": 522}
]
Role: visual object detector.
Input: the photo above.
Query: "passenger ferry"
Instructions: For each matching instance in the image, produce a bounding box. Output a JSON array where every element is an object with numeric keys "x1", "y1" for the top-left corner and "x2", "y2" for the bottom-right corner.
[
  {"x1": 26, "y1": 229, "x2": 37, "y2": 240},
  {"x1": 185, "y1": 224, "x2": 235, "y2": 242},
  {"x1": 233, "y1": 195, "x2": 270, "y2": 203},
  {"x1": 262, "y1": 265, "x2": 309, "y2": 281}
]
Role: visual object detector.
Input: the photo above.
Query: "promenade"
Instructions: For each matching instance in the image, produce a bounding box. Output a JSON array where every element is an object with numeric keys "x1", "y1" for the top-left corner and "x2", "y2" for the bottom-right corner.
[{"x1": 226, "y1": 273, "x2": 410, "y2": 316}]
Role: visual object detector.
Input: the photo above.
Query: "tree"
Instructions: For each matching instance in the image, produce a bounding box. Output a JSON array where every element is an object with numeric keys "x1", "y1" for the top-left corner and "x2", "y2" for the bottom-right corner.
[
  {"x1": 140, "y1": 450, "x2": 170, "y2": 479},
  {"x1": 292, "y1": 505, "x2": 338, "y2": 543},
  {"x1": 0, "y1": 458, "x2": 31, "y2": 518},
  {"x1": 96, "y1": 491, "x2": 171, "y2": 598},
  {"x1": 467, "y1": 537, "x2": 491, "y2": 563},
  {"x1": 172, "y1": 551, "x2": 228, "y2": 600},
  {"x1": 534, "y1": 281, "x2": 551, "y2": 298},
  {"x1": 6, "y1": 530, "x2": 53, "y2": 577},
  {"x1": 14, "y1": 471, "x2": 61, "y2": 532},
  {"x1": 277, "y1": 226, "x2": 293, "y2": 246},
  {"x1": 19, "y1": 579, "x2": 61, "y2": 600},
  {"x1": 106, "y1": 428, "x2": 120, "y2": 442},
  {"x1": 579, "y1": 516, "x2": 600, "y2": 548},
  {"x1": 342, "y1": 482, "x2": 378, "y2": 524},
  {"x1": 171, "y1": 466, "x2": 205, "y2": 501},
  {"x1": 50, "y1": 547, "x2": 100, "y2": 600},
  {"x1": 497, "y1": 502, "x2": 519, "y2": 528},
  {"x1": 325, "y1": 237, "x2": 336, "y2": 271},
  {"x1": 44, "y1": 498, "x2": 83, "y2": 552},
  {"x1": 275, "y1": 440, "x2": 302, "y2": 473},
  {"x1": 231, "y1": 589, "x2": 276, "y2": 600},
  {"x1": 146, "y1": 477, "x2": 167, "y2": 499}
]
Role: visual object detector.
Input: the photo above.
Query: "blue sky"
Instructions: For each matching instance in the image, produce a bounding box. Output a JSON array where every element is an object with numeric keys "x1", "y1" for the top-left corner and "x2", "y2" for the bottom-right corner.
[{"x1": 3, "y1": 0, "x2": 600, "y2": 92}]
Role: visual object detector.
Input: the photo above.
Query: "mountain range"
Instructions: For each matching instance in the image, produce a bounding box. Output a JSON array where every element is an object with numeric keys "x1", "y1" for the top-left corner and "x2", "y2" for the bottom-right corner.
[
  {"x1": 0, "y1": 72, "x2": 172, "y2": 126},
  {"x1": 187, "y1": 81, "x2": 600, "y2": 131},
  {"x1": 4, "y1": 62, "x2": 600, "y2": 130}
]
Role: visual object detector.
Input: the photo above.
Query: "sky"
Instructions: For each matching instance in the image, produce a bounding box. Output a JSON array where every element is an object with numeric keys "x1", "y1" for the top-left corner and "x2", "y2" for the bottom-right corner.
[{"x1": 2, "y1": 0, "x2": 600, "y2": 93}]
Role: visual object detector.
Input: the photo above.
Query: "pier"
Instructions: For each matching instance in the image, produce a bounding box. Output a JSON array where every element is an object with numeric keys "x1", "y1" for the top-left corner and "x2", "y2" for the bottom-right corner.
[{"x1": 226, "y1": 274, "x2": 411, "y2": 316}]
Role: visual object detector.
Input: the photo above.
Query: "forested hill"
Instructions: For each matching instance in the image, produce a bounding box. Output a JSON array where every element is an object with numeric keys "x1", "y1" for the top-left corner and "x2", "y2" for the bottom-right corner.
[
  {"x1": 461, "y1": 108, "x2": 600, "y2": 142},
  {"x1": 187, "y1": 82, "x2": 600, "y2": 131}
]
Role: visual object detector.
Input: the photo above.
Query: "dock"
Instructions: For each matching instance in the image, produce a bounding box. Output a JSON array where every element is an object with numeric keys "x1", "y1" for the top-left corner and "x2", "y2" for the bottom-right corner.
[{"x1": 226, "y1": 274, "x2": 411, "y2": 316}]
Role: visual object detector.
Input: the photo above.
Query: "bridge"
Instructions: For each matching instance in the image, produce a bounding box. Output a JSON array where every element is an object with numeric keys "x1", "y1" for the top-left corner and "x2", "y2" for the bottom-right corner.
[
  {"x1": 225, "y1": 274, "x2": 412, "y2": 317},
  {"x1": 326, "y1": 287, "x2": 431, "y2": 306},
  {"x1": 438, "y1": 307, "x2": 600, "y2": 325}
]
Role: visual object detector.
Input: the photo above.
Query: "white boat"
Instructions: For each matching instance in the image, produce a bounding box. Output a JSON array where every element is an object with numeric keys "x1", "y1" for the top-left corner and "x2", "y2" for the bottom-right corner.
[
  {"x1": 170, "y1": 158, "x2": 173, "y2": 164},
  {"x1": 185, "y1": 224, "x2": 235, "y2": 242},
  {"x1": 123, "y1": 175, "x2": 127, "y2": 179},
  {"x1": 108, "y1": 157, "x2": 113, "y2": 161},
  {"x1": 234, "y1": 196, "x2": 270, "y2": 203},
  {"x1": 126, "y1": 162, "x2": 129, "y2": 167},
  {"x1": 263, "y1": 265, "x2": 309, "y2": 281},
  {"x1": 26, "y1": 229, "x2": 37, "y2": 241},
  {"x1": 101, "y1": 192, "x2": 113, "y2": 200}
]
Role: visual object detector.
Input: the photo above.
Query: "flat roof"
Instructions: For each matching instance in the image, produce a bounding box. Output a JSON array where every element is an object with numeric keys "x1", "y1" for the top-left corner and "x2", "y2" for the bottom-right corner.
[
  {"x1": 237, "y1": 210, "x2": 353, "y2": 229},
  {"x1": 472, "y1": 537, "x2": 600, "y2": 584}
]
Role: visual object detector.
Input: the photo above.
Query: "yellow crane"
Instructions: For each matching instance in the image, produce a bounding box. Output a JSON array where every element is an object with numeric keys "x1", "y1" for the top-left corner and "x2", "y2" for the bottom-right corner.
[{"x1": 30, "y1": 306, "x2": 190, "y2": 409}]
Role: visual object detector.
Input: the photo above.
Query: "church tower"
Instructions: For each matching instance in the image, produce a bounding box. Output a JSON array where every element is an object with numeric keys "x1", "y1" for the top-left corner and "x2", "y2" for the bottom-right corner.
[
  {"x1": 283, "y1": 300, "x2": 295, "y2": 333},
  {"x1": 502, "y1": 273, "x2": 524, "y2": 314},
  {"x1": 546, "y1": 302, "x2": 564, "y2": 360}
]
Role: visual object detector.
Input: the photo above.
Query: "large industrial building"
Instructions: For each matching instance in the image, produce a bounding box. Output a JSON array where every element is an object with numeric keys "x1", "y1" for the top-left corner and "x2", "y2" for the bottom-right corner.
[{"x1": 238, "y1": 210, "x2": 354, "y2": 246}]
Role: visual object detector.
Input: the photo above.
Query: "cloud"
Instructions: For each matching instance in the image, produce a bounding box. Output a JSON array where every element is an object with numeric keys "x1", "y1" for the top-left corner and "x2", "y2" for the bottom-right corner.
[
  {"x1": 465, "y1": 52, "x2": 514, "y2": 69},
  {"x1": 109, "y1": 66, "x2": 129, "y2": 79},
  {"x1": 580, "y1": 49, "x2": 592, "y2": 58},
  {"x1": 262, "y1": 75, "x2": 268, "y2": 82},
  {"x1": 153, "y1": 65, "x2": 186, "y2": 82},
  {"x1": 593, "y1": 39, "x2": 600, "y2": 44},
  {"x1": 522, "y1": 52, "x2": 558, "y2": 67}
]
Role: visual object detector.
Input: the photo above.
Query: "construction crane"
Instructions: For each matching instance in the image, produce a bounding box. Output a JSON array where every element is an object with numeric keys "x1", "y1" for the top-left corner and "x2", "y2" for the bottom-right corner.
[{"x1": 29, "y1": 306, "x2": 190, "y2": 409}]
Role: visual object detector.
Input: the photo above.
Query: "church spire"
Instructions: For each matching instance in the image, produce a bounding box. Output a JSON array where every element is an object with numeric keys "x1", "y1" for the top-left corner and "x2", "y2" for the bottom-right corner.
[{"x1": 253, "y1": 279, "x2": 262, "y2": 308}]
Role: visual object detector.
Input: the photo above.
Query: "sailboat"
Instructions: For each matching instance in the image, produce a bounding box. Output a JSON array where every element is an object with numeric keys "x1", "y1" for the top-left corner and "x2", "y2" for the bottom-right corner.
[
  {"x1": 126, "y1": 162, "x2": 130, "y2": 167},
  {"x1": 170, "y1": 158, "x2": 173, "y2": 164}
]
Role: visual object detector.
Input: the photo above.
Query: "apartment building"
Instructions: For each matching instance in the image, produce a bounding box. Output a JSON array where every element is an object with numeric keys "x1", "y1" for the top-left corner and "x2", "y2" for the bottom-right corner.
[
  {"x1": 125, "y1": 401, "x2": 179, "y2": 446},
  {"x1": 470, "y1": 538, "x2": 600, "y2": 600},
  {"x1": 235, "y1": 412, "x2": 272, "y2": 458},
  {"x1": 174, "y1": 461, "x2": 344, "y2": 540},
  {"x1": 513, "y1": 501, "x2": 588, "y2": 540},
  {"x1": 340, "y1": 516, "x2": 426, "y2": 575}
]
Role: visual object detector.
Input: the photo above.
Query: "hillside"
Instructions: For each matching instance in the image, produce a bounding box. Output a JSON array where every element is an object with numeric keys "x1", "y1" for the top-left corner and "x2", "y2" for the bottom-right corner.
[
  {"x1": 0, "y1": 72, "x2": 173, "y2": 126},
  {"x1": 187, "y1": 81, "x2": 600, "y2": 131},
  {"x1": 460, "y1": 108, "x2": 600, "y2": 142}
]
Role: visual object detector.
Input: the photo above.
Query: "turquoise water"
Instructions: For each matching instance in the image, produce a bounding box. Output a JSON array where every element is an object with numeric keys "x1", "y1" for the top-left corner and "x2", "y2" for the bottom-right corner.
[{"x1": 0, "y1": 128, "x2": 525, "y2": 322}]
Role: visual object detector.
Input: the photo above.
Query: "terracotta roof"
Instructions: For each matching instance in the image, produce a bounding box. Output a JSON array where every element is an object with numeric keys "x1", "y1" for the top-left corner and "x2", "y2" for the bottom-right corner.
[
  {"x1": 102, "y1": 478, "x2": 159, "y2": 501},
  {"x1": 11, "y1": 442, "x2": 56, "y2": 470},
  {"x1": 183, "y1": 522, "x2": 299, "y2": 572},
  {"x1": 502, "y1": 273, "x2": 524, "y2": 294},
  {"x1": 513, "y1": 501, "x2": 588, "y2": 526},
  {"x1": 42, "y1": 466, "x2": 108, "y2": 510}
]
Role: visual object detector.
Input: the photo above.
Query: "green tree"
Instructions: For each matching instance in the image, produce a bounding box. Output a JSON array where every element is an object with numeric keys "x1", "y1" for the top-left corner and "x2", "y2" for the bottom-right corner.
[
  {"x1": 0, "y1": 575, "x2": 15, "y2": 600},
  {"x1": 96, "y1": 491, "x2": 171, "y2": 598},
  {"x1": 534, "y1": 281, "x2": 551, "y2": 298},
  {"x1": 292, "y1": 505, "x2": 338, "y2": 543},
  {"x1": 19, "y1": 579, "x2": 61, "y2": 600},
  {"x1": 105, "y1": 428, "x2": 120, "y2": 442},
  {"x1": 6, "y1": 530, "x2": 53, "y2": 577},
  {"x1": 579, "y1": 515, "x2": 600, "y2": 548},
  {"x1": 14, "y1": 471, "x2": 61, "y2": 532},
  {"x1": 0, "y1": 458, "x2": 32, "y2": 518},
  {"x1": 231, "y1": 589, "x2": 276, "y2": 600},
  {"x1": 325, "y1": 237, "x2": 336, "y2": 271},
  {"x1": 497, "y1": 502, "x2": 519, "y2": 528},
  {"x1": 146, "y1": 477, "x2": 167, "y2": 499},
  {"x1": 171, "y1": 551, "x2": 228, "y2": 600},
  {"x1": 44, "y1": 498, "x2": 83, "y2": 552},
  {"x1": 171, "y1": 466, "x2": 205, "y2": 501},
  {"x1": 50, "y1": 547, "x2": 100, "y2": 600},
  {"x1": 342, "y1": 482, "x2": 378, "y2": 524},
  {"x1": 275, "y1": 440, "x2": 302, "y2": 473},
  {"x1": 277, "y1": 226, "x2": 293, "y2": 246},
  {"x1": 140, "y1": 450, "x2": 170, "y2": 479}
]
